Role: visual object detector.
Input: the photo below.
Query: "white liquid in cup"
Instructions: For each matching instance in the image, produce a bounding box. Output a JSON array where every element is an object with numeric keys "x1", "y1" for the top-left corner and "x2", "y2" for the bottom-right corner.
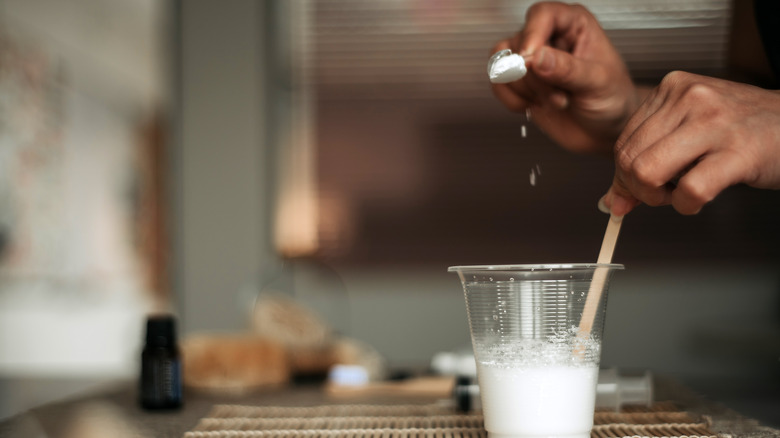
[{"x1": 477, "y1": 362, "x2": 599, "y2": 438}]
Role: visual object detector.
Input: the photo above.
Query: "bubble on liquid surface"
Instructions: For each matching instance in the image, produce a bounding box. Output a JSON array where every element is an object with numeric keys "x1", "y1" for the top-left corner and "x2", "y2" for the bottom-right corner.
[{"x1": 477, "y1": 326, "x2": 601, "y2": 367}]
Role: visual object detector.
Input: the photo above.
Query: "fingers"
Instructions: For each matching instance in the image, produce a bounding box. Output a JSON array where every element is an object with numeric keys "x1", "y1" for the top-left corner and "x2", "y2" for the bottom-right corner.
[
  {"x1": 489, "y1": 2, "x2": 607, "y2": 109},
  {"x1": 671, "y1": 150, "x2": 749, "y2": 214},
  {"x1": 612, "y1": 107, "x2": 750, "y2": 215},
  {"x1": 515, "y1": 64, "x2": 570, "y2": 109},
  {"x1": 611, "y1": 145, "x2": 748, "y2": 216},
  {"x1": 491, "y1": 80, "x2": 567, "y2": 113},
  {"x1": 529, "y1": 46, "x2": 612, "y2": 94},
  {"x1": 615, "y1": 102, "x2": 690, "y2": 207},
  {"x1": 519, "y1": 2, "x2": 593, "y2": 55},
  {"x1": 517, "y1": 2, "x2": 559, "y2": 54},
  {"x1": 489, "y1": 45, "x2": 569, "y2": 109},
  {"x1": 601, "y1": 183, "x2": 642, "y2": 217},
  {"x1": 490, "y1": 2, "x2": 638, "y2": 154},
  {"x1": 615, "y1": 121, "x2": 703, "y2": 212},
  {"x1": 491, "y1": 83, "x2": 529, "y2": 112},
  {"x1": 489, "y1": 56, "x2": 569, "y2": 110},
  {"x1": 490, "y1": 37, "x2": 538, "y2": 110}
]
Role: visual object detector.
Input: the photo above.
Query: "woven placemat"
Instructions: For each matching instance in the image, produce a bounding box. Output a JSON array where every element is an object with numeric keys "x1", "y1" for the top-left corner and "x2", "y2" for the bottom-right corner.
[{"x1": 184, "y1": 402, "x2": 716, "y2": 438}]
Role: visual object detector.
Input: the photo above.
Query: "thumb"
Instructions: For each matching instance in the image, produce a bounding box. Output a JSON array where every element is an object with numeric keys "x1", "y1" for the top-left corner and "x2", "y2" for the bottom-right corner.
[
  {"x1": 601, "y1": 182, "x2": 640, "y2": 217},
  {"x1": 529, "y1": 47, "x2": 605, "y2": 93}
]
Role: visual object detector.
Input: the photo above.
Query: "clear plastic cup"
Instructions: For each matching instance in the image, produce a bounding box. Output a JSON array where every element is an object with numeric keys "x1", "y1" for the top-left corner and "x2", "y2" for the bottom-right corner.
[{"x1": 448, "y1": 264, "x2": 623, "y2": 438}]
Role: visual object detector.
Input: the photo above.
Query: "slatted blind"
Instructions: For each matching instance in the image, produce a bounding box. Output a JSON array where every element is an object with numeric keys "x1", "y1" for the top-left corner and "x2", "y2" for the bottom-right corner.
[
  {"x1": 308, "y1": 0, "x2": 732, "y2": 100},
  {"x1": 274, "y1": 0, "x2": 780, "y2": 265}
]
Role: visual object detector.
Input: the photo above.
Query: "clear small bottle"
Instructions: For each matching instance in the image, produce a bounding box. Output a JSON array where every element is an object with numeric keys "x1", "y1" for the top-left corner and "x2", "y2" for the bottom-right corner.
[{"x1": 140, "y1": 315, "x2": 183, "y2": 410}]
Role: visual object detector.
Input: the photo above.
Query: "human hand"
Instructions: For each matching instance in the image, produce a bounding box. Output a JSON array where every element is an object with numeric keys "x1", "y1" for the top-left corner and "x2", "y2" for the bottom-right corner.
[
  {"x1": 491, "y1": 2, "x2": 641, "y2": 154},
  {"x1": 602, "y1": 71, "x2": 780, "y2": 216}
]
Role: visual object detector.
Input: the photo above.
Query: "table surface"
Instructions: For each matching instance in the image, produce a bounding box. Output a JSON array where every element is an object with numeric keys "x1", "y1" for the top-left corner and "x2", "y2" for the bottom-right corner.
[{"x1": 1, "y1": 377, "x2": 778, "y2": 438}]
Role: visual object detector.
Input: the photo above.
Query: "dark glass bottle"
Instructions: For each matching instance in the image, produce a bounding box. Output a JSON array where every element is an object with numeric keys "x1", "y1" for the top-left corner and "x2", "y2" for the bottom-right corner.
[{"x1": 140, "y1": 315, "x2": 183, "y2": 410}]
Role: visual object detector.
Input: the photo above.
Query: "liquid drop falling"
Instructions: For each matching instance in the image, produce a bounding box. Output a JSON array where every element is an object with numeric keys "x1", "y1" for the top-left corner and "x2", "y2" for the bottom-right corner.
[{"x1": 529, "y1": 164, "x2": 542, "y2": 186}]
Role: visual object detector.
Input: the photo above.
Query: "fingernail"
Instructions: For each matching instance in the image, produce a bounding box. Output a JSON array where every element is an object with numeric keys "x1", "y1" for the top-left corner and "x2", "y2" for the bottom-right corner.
[{"x1": 597, "y1": 195, "x2": 610, "y2": 214}]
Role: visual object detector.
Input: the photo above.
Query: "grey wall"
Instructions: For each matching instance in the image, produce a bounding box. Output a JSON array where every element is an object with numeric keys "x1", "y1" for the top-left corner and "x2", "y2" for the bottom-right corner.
[{"x1": 175, "y1": 0, "x2": 273, "y2": 334}]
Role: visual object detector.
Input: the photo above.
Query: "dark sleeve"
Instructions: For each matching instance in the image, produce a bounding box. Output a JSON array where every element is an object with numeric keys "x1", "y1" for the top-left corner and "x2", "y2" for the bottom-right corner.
[{"x1": 754, "y1": 0, "x2": 780, "y2": 80}]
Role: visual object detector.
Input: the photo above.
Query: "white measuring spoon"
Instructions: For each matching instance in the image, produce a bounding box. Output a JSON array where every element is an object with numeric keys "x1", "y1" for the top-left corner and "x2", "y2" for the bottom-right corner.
[{"x1": 487, "y1": 49, "x2": 527, "y2": 84}]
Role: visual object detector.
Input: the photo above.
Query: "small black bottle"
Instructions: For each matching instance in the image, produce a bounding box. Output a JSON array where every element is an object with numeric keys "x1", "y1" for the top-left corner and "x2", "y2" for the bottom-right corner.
[{"x1": 140, "y1": 314, "x2": 183, "y2": 410}]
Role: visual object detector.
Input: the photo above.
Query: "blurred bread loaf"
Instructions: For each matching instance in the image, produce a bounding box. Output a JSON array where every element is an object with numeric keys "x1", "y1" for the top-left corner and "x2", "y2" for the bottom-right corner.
[
  {"x1": 182, "y1": 334, "x2": 289, "y2": 393},
  {"x1": 181, "y1": 292, "x2": 385, "y2": 393}
]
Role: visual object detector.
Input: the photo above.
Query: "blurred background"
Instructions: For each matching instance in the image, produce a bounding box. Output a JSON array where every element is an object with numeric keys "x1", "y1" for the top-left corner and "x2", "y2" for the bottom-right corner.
[{"x1": 0, "y1": 0, "x2": 778, "y2": 427}]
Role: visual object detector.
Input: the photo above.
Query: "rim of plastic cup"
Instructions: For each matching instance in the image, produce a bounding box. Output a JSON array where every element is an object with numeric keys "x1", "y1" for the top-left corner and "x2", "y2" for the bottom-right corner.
[{"x1": 447, "y1": 263, "x2": 624, "y2": 272}]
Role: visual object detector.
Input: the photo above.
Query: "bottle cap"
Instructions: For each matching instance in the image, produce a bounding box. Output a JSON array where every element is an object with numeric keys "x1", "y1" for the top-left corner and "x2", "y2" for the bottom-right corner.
[{"x1": 145, "y1": 315, "x2": 177, "y2": 348}]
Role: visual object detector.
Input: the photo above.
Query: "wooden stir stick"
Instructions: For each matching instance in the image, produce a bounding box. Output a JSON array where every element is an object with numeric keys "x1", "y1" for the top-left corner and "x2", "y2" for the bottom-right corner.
[{"x1": 574, "y1": 213, "x2": 623, "y2": 359}]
